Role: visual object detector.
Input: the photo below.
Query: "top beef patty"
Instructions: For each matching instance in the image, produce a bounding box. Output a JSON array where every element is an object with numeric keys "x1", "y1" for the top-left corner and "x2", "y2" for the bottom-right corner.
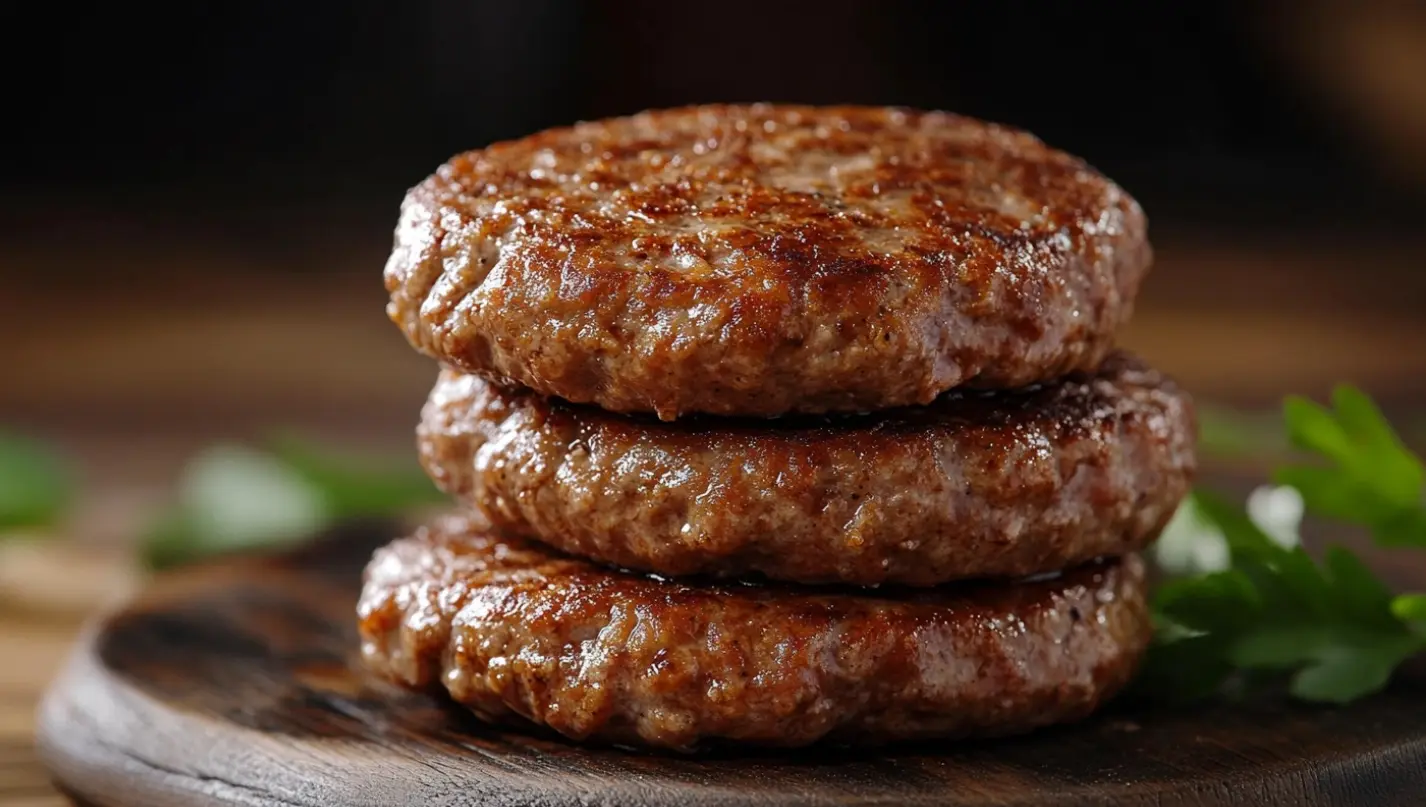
[{"x1": 385, "y1": 104, "x2": 1151, "y2": 420}]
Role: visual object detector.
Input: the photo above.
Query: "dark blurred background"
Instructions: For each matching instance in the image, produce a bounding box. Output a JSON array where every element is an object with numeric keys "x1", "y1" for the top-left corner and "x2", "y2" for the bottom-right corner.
[
  {"x1": 8, "y1": 2, "x2": 1426, "y2": 234},
  {"x1": 3, "y1": 0, "x2": 1426, "y2": 496}
]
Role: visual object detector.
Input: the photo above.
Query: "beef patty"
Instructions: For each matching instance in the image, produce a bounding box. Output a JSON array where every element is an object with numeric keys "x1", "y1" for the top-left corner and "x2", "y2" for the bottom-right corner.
[
  {"x1": 385, "y1": 103, "x2": 1151, "y2": 420},
  {"x1": 417, "y1": 352, "x2": 1195, "y2": 587},
  {"x1": 358, "y1": 515, "x2": 1151, "y2": 751}
]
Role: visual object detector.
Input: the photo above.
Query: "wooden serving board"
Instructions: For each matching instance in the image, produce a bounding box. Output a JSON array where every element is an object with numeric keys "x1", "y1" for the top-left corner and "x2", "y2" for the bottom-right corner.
[{"x1": 35, "y1": 521, "x2": 1426, "y2": 807}]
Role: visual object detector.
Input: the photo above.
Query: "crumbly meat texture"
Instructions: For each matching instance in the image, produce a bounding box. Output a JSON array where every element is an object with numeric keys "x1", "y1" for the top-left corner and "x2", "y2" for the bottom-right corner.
[
  {"x1": 385, "y1": 104, "x2": 1151, "y2": 420},
  {"x1": 417, "y1": 352, "x2": 1195, "y2": 586},
  {"x1": 358, "y1": 515, "x2": 1152, "y2": 751}
]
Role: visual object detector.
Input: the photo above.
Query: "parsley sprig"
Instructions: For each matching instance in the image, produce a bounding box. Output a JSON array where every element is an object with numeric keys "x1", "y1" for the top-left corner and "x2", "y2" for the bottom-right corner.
[
  {"x1": 1141, "y1": 386, "x2": 1426, "y2": 704},
  {"x1": 1276, "y1": 388, "x2": 1426, "y2": 548},
  {"x1": 140, "y1": 435, "x2": 445, "y2": 569},
  {"x1": 0, "y1": 433, "x2": 73, "y2": 532}
]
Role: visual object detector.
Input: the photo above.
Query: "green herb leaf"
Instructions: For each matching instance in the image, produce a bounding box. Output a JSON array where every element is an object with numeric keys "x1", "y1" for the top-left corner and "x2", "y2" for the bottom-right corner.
[
  {"x1": 1289, "y1": 634, "x2": 1422, "y2": 704},
  {"x1": 1374, "y1": 508, "x2": 1426, "y2": 549},
  {"x1": 140, "y1": 436, "x2": 445, "y2": 570},
  {"x1": 1391, "y1": 594, "x2": 1426, "y2": 625},
  {"x1": 1145, "y1": 387, "x2": 1426, "y2": 706},
  {"x1": 1324, "y1": 546, "x2": 1397, "y2": 628},
  {"x1": 1154, "y1": 569, "x2": 1259, "y2": 634},
  {"x1": 1190, "y1": 490, "x2": 1280, "y2": 558},
  {"x1": 1226, "y1": 624, "x2": 1328, "y2": 670},
  {"x1": 139, "y1": 445, "x2": 328, "y2": 569},
  {"x1": 1282, "y1": 395, "x2": 1353, "y2": 463},
  {"x1": 0, "y1": 433, "x2": 74, "y2": 531},
  {"x1": 266, "y1": 433, "x2": 445, "y2": 518},
  {"x1": 1151, "y1": 492, "x2": 1230, "y2": 577},
  {"x1": 1276, "y1": 385, "x2": 1426, "y2": 547}
]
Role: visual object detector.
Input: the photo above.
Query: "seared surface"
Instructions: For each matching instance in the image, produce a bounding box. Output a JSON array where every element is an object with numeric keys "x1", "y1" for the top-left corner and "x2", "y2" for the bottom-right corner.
[
  {"x1": 385, "y1": 104, "x2": 1150, "y2": 420},
  {"x1": 358, "y1": 515, "x2": 1151, "y2": 751},
  {"x1": 418, "y1": 353, "x2": 1195, "y2": 586}
]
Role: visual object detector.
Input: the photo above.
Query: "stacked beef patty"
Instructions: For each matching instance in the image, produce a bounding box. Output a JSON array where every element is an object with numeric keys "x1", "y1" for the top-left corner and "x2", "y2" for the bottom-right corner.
[{"x1": 360, "y1": 104, "x2": 1197, "y2": 751}]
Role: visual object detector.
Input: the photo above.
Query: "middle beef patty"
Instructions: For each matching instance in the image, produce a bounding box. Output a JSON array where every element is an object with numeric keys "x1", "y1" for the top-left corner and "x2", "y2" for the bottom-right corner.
[{"x1": 419, "y1": 352, "x2": 1196, "y2": 587}]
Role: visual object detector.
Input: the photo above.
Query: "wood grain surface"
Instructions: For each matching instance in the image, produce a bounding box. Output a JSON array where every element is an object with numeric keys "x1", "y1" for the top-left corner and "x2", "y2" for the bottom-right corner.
[
  {"x1": 0, "y1": 621, "x2": 75, "y2": 807},
  {"x1": 31, "y1": 520, "x2": 1426, "y2": 807}
]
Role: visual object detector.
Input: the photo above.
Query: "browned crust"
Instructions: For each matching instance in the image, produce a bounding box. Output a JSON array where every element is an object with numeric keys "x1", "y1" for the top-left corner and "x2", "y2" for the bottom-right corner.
[
  {"x1": 385, "y1": 104, "x2": 1150, "y2": 420},
  {"x1": 417, "y1": 352, "x2": 1195, "y2": 586},
  {"x1": 358, "y1": 515, "x2": 1152, "y2": 751}
]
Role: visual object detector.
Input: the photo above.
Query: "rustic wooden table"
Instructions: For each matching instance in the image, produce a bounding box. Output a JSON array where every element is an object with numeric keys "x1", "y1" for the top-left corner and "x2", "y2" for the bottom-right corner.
[{"x1": 3, "y1": 222, "x2": 1424, "y2": 805}]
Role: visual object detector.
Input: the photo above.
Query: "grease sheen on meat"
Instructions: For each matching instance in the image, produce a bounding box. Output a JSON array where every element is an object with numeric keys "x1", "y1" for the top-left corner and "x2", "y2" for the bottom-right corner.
[
  {"x1": 358, "y1": 515, "x2": 1152, "y2": 751},
  {"x1": 417, "y1": 353, "x2": 1195, "y2": 586},
  {"x1": 385, "y1": 104, "x2": 1151, "y2": 420}
]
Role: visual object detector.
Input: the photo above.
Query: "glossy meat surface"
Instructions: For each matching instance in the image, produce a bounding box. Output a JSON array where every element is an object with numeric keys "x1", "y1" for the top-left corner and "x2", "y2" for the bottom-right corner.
[
  {"x1": 385, "y1": 104, "x2": 1150, "y2": 419},
  {"x1": 417, "y1": 353, "x2": 1195, "y2": 586},
  {"x1": 358, "y1": 515, "x2": 1152, "y2": 750}
]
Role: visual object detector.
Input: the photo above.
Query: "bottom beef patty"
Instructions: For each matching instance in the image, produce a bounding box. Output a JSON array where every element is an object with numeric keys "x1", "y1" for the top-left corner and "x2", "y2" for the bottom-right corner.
[
  {"x1": 358, "y1": 515, "x2": 1152, "y2": 751},
  {"x1": 418, "y1": 352, "x2": 1195, "y2": 586}
]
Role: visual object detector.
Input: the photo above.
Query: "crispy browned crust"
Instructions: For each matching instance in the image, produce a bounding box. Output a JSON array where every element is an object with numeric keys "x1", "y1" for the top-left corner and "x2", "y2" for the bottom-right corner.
[
  {"x1": 417, "y1": 352, "x2": 1195, "y2": 586},
  {"x1": 358, "y1": 515, "x2": 1152, "y2": 751},
  {"x1": 385, "y1": 104, "x2": 1151, "y2": 420}
]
